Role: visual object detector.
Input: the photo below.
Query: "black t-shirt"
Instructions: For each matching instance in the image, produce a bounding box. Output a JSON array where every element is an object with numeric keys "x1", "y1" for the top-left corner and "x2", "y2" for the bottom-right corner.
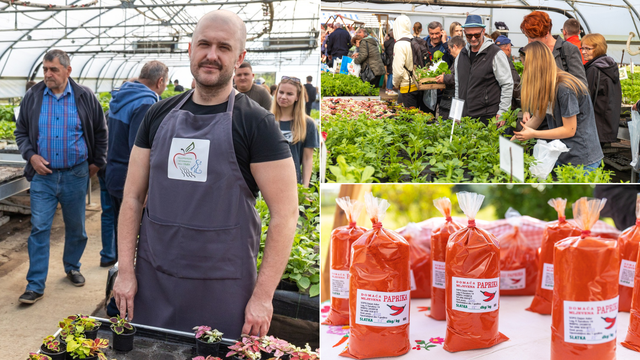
[
  {"x1": 278, "y1": 117, "x2": 319, "y2": 183},
  {"x1": 469, "y1": 50, "x2": 478, "y2": 64},
  {"x1": 135, "y1": 91, "x2": 292, "y2": 197}
]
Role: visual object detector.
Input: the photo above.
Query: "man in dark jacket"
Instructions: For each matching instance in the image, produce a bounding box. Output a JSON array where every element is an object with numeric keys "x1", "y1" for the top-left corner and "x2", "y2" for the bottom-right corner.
[
  {"x1": 304, "y1": 76, "x2": 317, "y2": 115},
  {"x1": 326, "y1": 22, "x2": 351, "y2": 67},
  {"x1": 14, "y1": 49, "x2": 108, "y2": 304},
  {"x1": 454, "y1": 15, "x2": 513, "y2": 126},
  {"x1": 353, "y1": 28, "x2": 386, "y2": 87},
  {"x1": 423, "y1": 21, "x2": 454, "y2": 67},
  {"x1": 496, "y1": 35, "x2": 522, "y2": 111},
  {"x1": 105, "y1": 60, "x2": 167, "y2": 265},
  {"x1": 436, "y1": 36, "x2": 465, "y2": 119}
]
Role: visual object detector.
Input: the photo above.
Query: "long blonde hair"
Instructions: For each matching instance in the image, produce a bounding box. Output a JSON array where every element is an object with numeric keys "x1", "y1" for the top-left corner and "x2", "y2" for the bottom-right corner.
[
  {"x1": 271, "y1": 78, "x2": 308, "y2": 144},
  {"x1": 521, "y1": 41, "x2": 587, "y2": 119}
]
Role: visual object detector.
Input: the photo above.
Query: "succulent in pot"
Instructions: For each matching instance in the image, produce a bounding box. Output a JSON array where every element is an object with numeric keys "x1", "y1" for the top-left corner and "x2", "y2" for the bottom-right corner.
[{"x1": 109, "y1": 315, "x2": 136, "y2": 352}]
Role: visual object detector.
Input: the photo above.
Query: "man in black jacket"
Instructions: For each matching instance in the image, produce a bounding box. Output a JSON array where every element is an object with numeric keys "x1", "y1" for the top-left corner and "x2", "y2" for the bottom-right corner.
[
  {"x1": 14, "y1": 49, "x2": 108, "y2": 304},
  {"x1": 326, "y1": 22, "x2": 351, "y2": 67}
]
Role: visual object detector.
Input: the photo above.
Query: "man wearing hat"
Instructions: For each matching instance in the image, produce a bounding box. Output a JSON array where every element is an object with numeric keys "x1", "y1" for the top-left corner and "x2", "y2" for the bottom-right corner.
[
  {"x1": 454, "y1": 14, "x2": 513, "y2": 126},
  {"x1": 495, "y1": 35, "x2": 521, "y2": 112}
]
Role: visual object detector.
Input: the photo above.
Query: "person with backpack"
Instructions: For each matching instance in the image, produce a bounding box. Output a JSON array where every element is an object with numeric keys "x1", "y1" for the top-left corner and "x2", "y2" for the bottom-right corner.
[
  {"x1": 454, "y1": 15, "x2": 513, "y2": 126},
  {"x1": 353, "y1": 28, "x2": 386, "y2": 88},
  {"x1": 392, "y1": 15, "x2": 429, "y2": 111},
  {"x1": 582, "y1": 33, "x2": 621, "y2": 147}
]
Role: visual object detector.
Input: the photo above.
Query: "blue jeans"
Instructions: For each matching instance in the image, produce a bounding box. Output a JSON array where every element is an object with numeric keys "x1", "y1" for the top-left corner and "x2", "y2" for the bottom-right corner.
[
  {"x1": 26, "y1": 161, "x2": 89, "y2": 293},
  {"x1": 387, "y1": 74, "x2": 394, "y2": 90},
  {"x1": 98, "y1": 175, "x2": 116, "y2": 264}
]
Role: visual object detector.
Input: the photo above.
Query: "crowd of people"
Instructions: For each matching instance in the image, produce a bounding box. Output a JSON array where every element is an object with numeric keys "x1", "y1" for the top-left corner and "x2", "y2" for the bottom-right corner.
[
  {"x1": 322, "y1": 11, "x2": 625, "y2": 172},
  {"x1": 12, "y1": 9, "x2": 319, "y2": 340}
]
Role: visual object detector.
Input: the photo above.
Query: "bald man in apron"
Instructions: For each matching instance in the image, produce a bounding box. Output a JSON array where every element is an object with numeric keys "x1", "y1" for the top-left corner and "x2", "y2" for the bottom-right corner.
[{"x1": 112, "y1": 10, "x2": 299, "y2": 339}]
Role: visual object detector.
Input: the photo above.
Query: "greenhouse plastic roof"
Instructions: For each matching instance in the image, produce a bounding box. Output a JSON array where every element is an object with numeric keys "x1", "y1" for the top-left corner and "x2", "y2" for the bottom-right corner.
[
  {"x1": 0, "y1": 0, "x2": 320, "y2": 97},
  {"x1": 322, "y1": 0, "x2": 640, "y2": 62}
]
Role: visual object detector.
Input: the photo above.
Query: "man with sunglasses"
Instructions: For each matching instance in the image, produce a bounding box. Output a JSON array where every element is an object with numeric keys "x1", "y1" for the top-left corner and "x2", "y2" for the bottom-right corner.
[{"x1": 454, "y1": 15, "x2": 513, "y2": 126}]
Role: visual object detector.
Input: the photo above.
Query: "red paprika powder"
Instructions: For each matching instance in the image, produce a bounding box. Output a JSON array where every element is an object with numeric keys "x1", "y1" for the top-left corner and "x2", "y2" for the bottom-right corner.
[
  {"x1": 622, "y1": 248, "x2": 640, "y2": 352},
  {"x1": 340, "y1": 193, "x2": 411, "y2": 359},
  {"x1": 498, "y1": 208, "x2": 538, "y2": 296},
  {"x1": 444, "y1": 192, "x2": 509, "y2": 352},
  {"x1": 322, "y1": 197, "x2": 367, "y2": 326},
  {"x1": 551, "y1": 197, "x2": 619, "y2": 360},
  {"x1": 528, "y1": 198, "x2": 580, "y2": 314},
  {"x1": 430, "y1": 197, "x2": 463, "y2": 321},
  {"x1": 399, "y1": 223, "x2": 431, "y2": 299},
  {"x1": 618, "y1": 193, "x2": 640, "y2": 312}
]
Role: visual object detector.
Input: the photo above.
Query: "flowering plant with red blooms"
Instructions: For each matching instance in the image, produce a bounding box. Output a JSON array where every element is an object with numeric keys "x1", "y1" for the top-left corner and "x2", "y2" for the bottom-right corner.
[
  {"x1": 321, "y1": 98, "x2": 393, "y2": 119},
  {"x1": 321, "y1": 132, "x2": 327, "y2": 142}
]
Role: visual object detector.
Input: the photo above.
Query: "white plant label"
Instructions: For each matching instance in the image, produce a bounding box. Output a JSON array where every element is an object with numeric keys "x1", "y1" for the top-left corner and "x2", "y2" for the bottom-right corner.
[
  {"x1": 499, "y1": 136, "x2": 525, "y2": 182},
  {"x1": 451, "y1": 277, "x2": 500, "y2": 313},
  {"x1": 330, "y1": 269, "x2": 350, "y2": 299},
  {"x1": 620, "y1": 67, "x2": 629, "y2": 80},
  {"x1": 563, "y1": 297, "x2": 619, "y2": 345},
  {"x1": 410, "y1": 270, "x2": 417, "y2": 291},
  {"x1": 432, "y1": 260, "x2": 446, "y2": 289},
  {"x1": 541, "y1": 263, "x2": 554, "y2": 290},
  {"x1": 355, "y1": 289, "x2": 410, "y2": 327},
  {"x1": 619, "y1": 260, "x2": 636, "y2": 288},
  {"x1": 500, "y1": 268, "x2": 526, "y2": 290},
  {"x1": 167, "y1": 138, "x2": 210, "y2": 182},
  {"x1": 450, "y1": 98, "x2": 464, "y2": 121}
]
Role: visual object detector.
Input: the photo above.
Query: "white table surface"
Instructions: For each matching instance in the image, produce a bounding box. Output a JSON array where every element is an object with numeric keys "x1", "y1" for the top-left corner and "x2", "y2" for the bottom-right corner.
[{"x1": 320, "y1": 297, "x2": 639, "y2": 359}]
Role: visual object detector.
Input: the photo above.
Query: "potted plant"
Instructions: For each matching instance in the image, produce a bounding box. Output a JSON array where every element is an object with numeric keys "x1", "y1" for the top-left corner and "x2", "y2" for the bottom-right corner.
[
  {"x1": 40, "y1": 335, "x2": 66, "y2": 360},
  {"x1": 192, "y1": 357, "x2": 222, "y2": 360},
  {"x1": 288, "y1": 344, "x2": 319, "y2": 360},
  {"x1": 193, "y1": 325, "x2": 223, "y2": 356},
  {"x1": 27, "y1": 354, "x2": 51, "y2": 360},
  {"x1": 226, "y1": 335, "x2": 262, "y2": 360},
  {"x1": 109, "y1": 315, "x2": 135, "y2": 352},
  {"x1": 259, "y1": 336, "x2": 293, "y2": 360},
  {"x1": 65, "y1": 337, "x2": 108, "y2": 360},
  {"x1": 59, "y1": 315, "x2": 102, "y2": 341}
]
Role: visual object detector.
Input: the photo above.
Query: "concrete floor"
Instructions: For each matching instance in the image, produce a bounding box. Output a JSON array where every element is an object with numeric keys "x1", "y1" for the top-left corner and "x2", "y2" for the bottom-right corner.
[{"x1": 0, "y1": 186, "x2": 109, "y2": 359}]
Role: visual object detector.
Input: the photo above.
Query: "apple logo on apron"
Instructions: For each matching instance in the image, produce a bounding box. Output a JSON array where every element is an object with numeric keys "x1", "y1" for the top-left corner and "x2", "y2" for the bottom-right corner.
[{"x1": 167, "y1": 138, "x2": 211, "y2": 182}]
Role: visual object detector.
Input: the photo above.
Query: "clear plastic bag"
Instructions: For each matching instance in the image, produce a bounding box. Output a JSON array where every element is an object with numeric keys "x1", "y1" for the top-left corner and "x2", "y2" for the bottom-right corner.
[
  {"x1": 618, "y1": 193, "x2": 640, "y2": 312},
  {"x1": 498, "y1": 208, "x2": 538, "y2": 296},
  {"x1": 551, "y1": 197, "x2": 619, "y2": 360},
  {"x1": 398, "y1": 223, "x2": 431, "y2": 299},
  {"x1": 322, "y1": 197, "x2": 367, "y2": 326},
  {"x1": 341, "y1": 193, "x2": 411, "y2": 359},
  {"x1": 444, "y1": 192, "x2": 509, "y2": 352},
  {"x1": 529, "y1": 139, "x2": 570, "y2": 181},
  {"x1": 630, "y1": 111, "x2": 640, "y2": 170}
]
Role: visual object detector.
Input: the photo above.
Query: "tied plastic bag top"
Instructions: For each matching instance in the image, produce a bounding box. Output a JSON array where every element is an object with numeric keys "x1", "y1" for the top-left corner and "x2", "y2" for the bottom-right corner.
[
  {"x1": 498, "y1": 208, "x2": 539, "y2": 296},
  {"x1": 551, "y1": 197, "x2": 619, "y2": 360},
  {"x1": 340, "y1": 193, "x2": 411, "y2": 359},
  {"x1": 618, "y1": 193, "x2": 640, "y2": 313},
  {"x1": 444, "y1": 192, "x2": 509, "y2": 353},
  {"x1": 430, "y1": 197, "x2": 463, "y2": 321},
  {"x1": 527, "y1": 198, "x2": 581, "y2": 315},
  {"x1": 399, "y1": 223, "x2": 431, "y2": 299},
  {"x1": 322, "y1": 197, "x2": 367, "y2": 326}
]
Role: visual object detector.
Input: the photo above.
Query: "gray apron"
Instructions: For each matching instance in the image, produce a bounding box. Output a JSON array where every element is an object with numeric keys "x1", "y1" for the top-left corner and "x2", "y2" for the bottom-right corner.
[{"x1": 133, "y1": 90, "x2": 261, "y2": 338}]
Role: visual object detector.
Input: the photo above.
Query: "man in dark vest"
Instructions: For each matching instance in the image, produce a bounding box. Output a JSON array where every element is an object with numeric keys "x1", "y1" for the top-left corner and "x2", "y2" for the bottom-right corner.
[
  {"x1": 304, "y1": 76, "x2": 317, "y2": 115},
  {"x1": 112, "y1": 9, "x2": 299, "y2": 339},
  {"x1": 454, "y1": 14, "x2": 513, "y2": 126}
]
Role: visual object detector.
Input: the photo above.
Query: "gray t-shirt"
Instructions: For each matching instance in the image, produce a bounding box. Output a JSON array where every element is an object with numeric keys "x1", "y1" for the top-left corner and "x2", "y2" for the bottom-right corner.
[
  {"x1": 279, "y1": 117, "x2": 319, "y2": 183},
  {"x1": 550, "y1": 84, "x2": 603, "y2": 166},
  {"x1": 240, "y1": 84, "x2": 272, "y2": 111}
]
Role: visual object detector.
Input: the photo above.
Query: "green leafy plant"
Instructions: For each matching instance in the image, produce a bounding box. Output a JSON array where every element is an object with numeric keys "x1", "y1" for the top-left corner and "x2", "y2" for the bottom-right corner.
[
  {"x1": 65, "y1": 337, "x2": 108, "y2": 360},
  {"x1": 328, "y1": 155, "x2": 377, "y2": 183},
  {"x1": 193, "y1": 325, "x2": 223, "y2": 343},
  {"x1": 0, "y1": 105, "x2": 16, "y2": 122},
  {"x1": 59, "y1": 315, "x2": 101, "y2": 338},
  {"x1": 321, "y1": 72, "x2": 378, "y2": 97},
  {"x1": 109, "y1": 315, "x2": 134, "y2": 335},
  {"x1": 0, "y1": 120, "x2": 16, "y2": 140},
  {"x1": 514, "y1": 61, "x2": 524, "y2": 77}
]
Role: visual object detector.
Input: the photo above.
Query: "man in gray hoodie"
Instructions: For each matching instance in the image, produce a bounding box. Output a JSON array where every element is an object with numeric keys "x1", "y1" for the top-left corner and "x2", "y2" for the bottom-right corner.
[{"x1": 454, "y1": 15, "x2": 513, "y2": 126}]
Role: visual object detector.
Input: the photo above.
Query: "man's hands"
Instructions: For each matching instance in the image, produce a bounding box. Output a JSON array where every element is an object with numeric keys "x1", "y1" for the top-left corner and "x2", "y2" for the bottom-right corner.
[
  {"x1": 241, "y1": 293, "x2": 273, "y2": 337},
  {"x1": 113, "y1": 269, "x2": 138, "y2": 321},
  {"x1": 352, "y1": 53, "x2": 359, "y2": 59},
  {"x1": 435, "y1": 74, "x2": 444, "y2": 84},
  {"x1": 89, "y1": 164, "x2": 100, "y2": 177},
  {"x1": 496, "y1": 113, "x2": 505, "y2": 128},
  {"x1": 30, "y1": 154, "x2": 52, "y2": 175}
]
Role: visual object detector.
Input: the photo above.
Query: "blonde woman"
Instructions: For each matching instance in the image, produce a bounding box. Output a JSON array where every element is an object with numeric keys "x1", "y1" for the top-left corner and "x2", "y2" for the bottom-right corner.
[
  {"x1": 513, "y1": 41, "x2": 603, "y2": 172},
  {"x1": 272, "y1": 76, "x2": 319, "y2": 187},
  {"x1": 449, "y1": 21, "x2": 463, "y2": 38}
]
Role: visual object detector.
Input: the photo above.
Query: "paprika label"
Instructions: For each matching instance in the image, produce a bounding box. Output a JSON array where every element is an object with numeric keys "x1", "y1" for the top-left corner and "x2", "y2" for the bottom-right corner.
[
  {"x1": 500, "y1": 268, "x2": 526, "y2": 290},
  {"x1": 619, "y1": 260, "x2": 636, "y2": 288},
  {"x1": 410, "y1": 270, "x2": 416, "y2": 291},
  {"x1": 331, "y1": 269, "x2": 350, "y2": 298},
  {"x1": 452, "y1": 277, "x2": 500, "y2": 313},
  {"x1": 541, "y1": 263, "x2": 554, "y2": 290},
  {"x1": 432, "y1": 260, "x2": 446, "y2": 289},
  {"x1": 563, "y1": 297, "x2": 619, "y2": 345},
  {"x1": 355, "y1": 289, "x2": 410, "y2": 327}
]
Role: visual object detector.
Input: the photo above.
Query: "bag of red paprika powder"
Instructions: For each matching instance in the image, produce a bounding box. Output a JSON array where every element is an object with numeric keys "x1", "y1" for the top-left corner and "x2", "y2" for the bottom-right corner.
[
  {"x1": 444, "y1": 192, "x2": 509, "y2": 352},
  {"x1": 617, "y1": 193, "x2": 640, "y2": 313},
  {"x1": 498, "y1": 208, "x2": 539, "y2": 296},
  {"x1": 527, "y1": 198, "x2": 581, "y2": 315},
  {"x1": 322, "y1": 197, "x2": 367, "y2": 326},
  {"x1": 551, "y1": 197, "x2": 619, "y2": 360},
  {"x1": 430, "y1": 197, "x2": 463, "y2": 321},
  {"x1": 340, "y1": 193, "x2": 411, "y2": 359},
  {"x1": 622, "y1": 245, "x2": 640, "y2": 352},
  {"x1": 399, "y1": 223, "x2": 431, "y2": 299}
]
